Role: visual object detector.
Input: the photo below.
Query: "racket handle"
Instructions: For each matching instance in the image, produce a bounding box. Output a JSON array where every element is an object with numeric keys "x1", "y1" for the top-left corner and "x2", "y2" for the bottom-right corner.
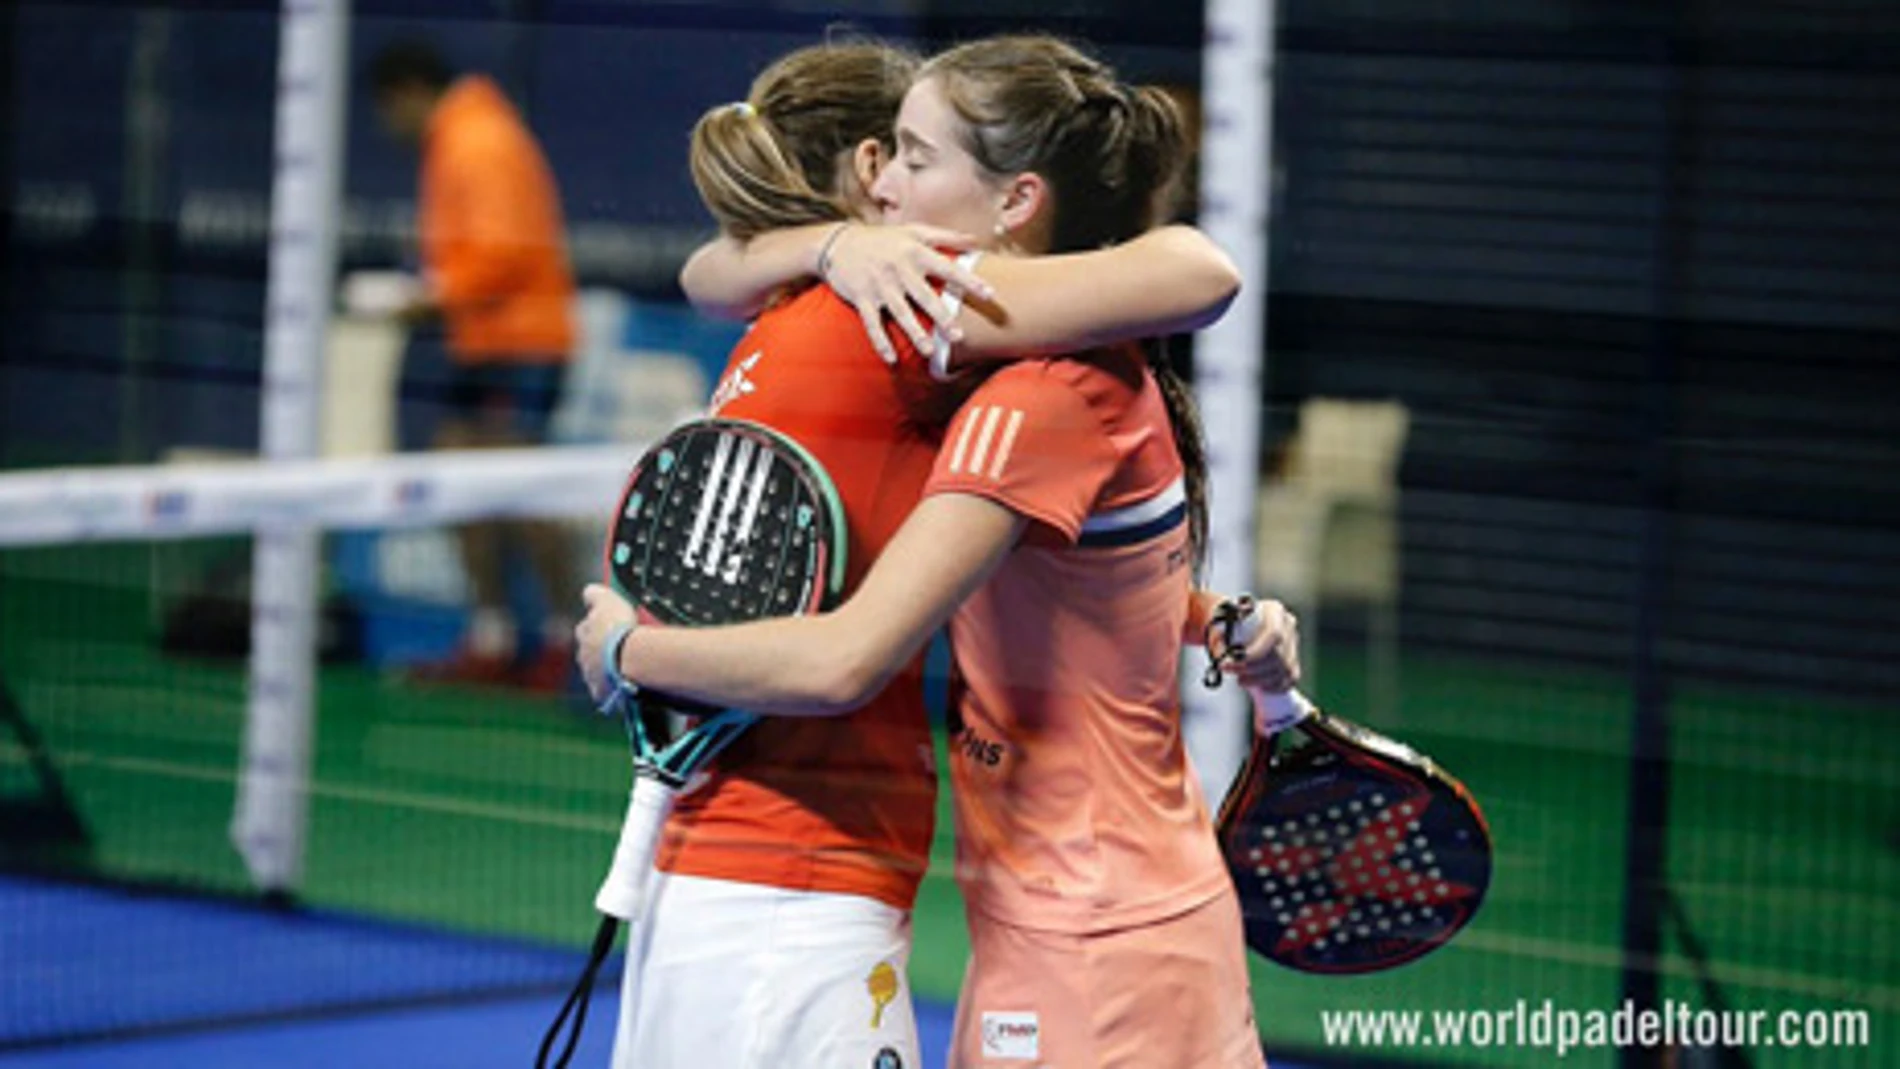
[
  {"x1": 1245, "y1": 685, "x2": 1317, "y2": 735},
  {"x1": 594, "y1": 774, "x2": 677, "y2": 921}
]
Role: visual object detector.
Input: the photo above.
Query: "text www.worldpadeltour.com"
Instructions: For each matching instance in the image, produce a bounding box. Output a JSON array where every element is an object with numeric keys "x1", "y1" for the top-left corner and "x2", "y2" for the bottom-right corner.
[{"x1": 1320, "y1": 999, "x2": 1871, "y2": 1058}]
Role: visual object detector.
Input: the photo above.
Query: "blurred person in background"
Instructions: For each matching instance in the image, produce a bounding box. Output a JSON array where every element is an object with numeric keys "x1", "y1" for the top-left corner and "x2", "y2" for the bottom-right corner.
[{"x1": 365, "y1": 40, "x2": 579, "y2": 690}]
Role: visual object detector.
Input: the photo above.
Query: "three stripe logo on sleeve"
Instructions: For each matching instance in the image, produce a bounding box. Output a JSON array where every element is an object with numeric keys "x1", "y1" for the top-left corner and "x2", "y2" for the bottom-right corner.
[{"x1": 947, "y1": 405, "x2": 1025, "y2": 480}]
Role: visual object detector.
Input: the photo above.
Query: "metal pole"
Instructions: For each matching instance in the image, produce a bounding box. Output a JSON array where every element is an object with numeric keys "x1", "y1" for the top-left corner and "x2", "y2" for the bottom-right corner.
[
  {"x1": 232, "y1": 0, "x2": 349, "y2": 897},
  {"x1": 1182, "y1": 0, "x2": 1276, "y2": 804},
  {"x1": 1619, "y1": 16, "x2": 1692, "y2": 1066},
  {"x1": 120, "y1": 9, "x2": 171, "y2": 462}
]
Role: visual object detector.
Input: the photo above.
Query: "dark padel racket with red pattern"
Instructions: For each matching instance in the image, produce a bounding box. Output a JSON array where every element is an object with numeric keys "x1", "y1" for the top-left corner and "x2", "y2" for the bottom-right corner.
[{"x1": 1207, "y1": 597, "x2": 1492, "y2": 974}]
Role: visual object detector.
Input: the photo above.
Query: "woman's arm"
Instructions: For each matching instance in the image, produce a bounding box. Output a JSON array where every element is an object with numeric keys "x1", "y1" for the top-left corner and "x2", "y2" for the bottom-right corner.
[
  {"x1": 680, "y1": 222, "x2": 1237, "y2": 370},
  {"x1": 808, "y1": 223, "x2": 1240, "y2": 369},
  {"x1": 577, "y1": 493, "x2": 1023, "y2": 716},
  {"x1": 677, "y1": 225, "x2": 836, "y2": 320},
  {"x1": 948, "y1": 225, "x2": 1241, "y2": 363},
  {"x1": 679, "y1": 222, "x2": 988, "y2": 334},
  {"x1": 1184, "y1": 588, "x2": 1226, "y2": 647}
]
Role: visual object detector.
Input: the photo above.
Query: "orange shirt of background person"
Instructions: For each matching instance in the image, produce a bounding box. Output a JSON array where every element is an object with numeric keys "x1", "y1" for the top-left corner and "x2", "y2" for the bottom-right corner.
[{"x1": 420, "y1": 75, "x2": 576, "y2": 364}]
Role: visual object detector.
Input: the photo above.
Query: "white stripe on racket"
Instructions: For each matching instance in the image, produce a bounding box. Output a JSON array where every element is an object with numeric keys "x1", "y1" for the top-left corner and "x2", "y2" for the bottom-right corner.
[
  {"x1": 723, "y1": 445, "x2": 775, "y2": 585},
  {"x1": 702, "y1": 435, "x2": 756, "y2": 578},
  {"x1": 682, "y1": 432, "x2": 734, "y2": 570}
]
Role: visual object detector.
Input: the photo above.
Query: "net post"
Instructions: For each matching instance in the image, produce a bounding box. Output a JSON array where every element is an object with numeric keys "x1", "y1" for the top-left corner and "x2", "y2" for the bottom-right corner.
[
  {"x1": 1182, "y1": 0, "x2": 1278, "y2": 805},
  {"x1": 231, "y1": 0, "x2": 349, "y2": 896},
  {"x1": 1619, "y1": 22, "x2": 1695, "y2": 1067}
]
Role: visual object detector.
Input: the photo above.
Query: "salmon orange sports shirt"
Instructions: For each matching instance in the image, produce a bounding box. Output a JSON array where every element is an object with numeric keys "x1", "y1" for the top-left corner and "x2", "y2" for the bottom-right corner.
[
  {"x1": 420, "y1": 76, "x2": 576, "y2": 363},
  {"x1": 925, "y1": 350, "x2": 1232, "y2": 933},
  {"x1": 655, "y1": 282, "x2": 950, "y2": 911}
]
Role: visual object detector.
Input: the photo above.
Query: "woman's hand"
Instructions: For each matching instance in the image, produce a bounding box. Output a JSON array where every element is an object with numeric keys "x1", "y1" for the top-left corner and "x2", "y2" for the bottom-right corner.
[
  {"x1": 574, "y1": 583, "x2": 637, "y2": 704},
  {"x1": 1211, "y1": 596, "x2": 1302, "y2": 696},
  {"x1": 819, "y1": 224, "x2": 993, "y2": 364}
]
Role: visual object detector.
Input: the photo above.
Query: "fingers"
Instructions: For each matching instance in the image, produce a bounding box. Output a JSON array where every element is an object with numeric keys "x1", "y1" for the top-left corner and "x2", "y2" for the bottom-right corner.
[
  {"x1": 880, "y1": 274, "x2": 933, "y2": 354},
  {"x1": 905, "y1": 224, "x2": 978, "y2": 251},
  {"x1": 903, "y1": 253, "x2": 963, "y2": 329},
  {"x1": 857, "y1": 300, "x2": 898, "y2": 365},
  {"x1": 1225, "y1": 598, "x2": 1302, "y2": 691},
  {"x1": 907, "y1": 243, "x2": 993, "y2": 303},
  {"x1": 575, "y1": 584, "x2": 636, "y2": 703},
  {"x1": 938, "y1": 254, "x2": 994, "y2": 303},
  {"x1": 828, "y1": 226, "x2": 997, "y2": 363},
  {"x1": 573, "y1": 620, "x2": 606, "y2": 701},
  {"x1": 1241, "y1": 658, "x2": 1299, "y2": 695}
]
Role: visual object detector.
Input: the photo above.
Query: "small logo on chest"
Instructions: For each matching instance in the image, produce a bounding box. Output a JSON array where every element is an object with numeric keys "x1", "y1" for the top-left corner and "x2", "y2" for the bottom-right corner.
[{"x1": 708, "y1": 350, "x2": 761, "y2": 413}]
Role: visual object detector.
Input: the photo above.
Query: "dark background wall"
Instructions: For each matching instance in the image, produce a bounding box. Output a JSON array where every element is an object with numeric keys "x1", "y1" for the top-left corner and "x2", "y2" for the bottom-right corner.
[
  {"x1": 1264, "y1": 0, "x2": 1899, "y2": 697},
  {"x1": 4, "y1": 0, "x2": 1895, "y2": 698}
]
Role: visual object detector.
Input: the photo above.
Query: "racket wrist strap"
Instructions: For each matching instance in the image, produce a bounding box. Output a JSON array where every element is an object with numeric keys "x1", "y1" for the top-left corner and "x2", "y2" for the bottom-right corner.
[{"x1": 601, "y1": 621, "x2": 638, "y2": 705}]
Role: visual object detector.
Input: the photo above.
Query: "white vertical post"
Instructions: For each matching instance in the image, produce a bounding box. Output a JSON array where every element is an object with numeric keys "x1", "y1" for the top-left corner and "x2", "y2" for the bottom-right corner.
[
  {"x1": 232, "y1": 0, "x2": 349, "y2": 895},
  {"x1": 1182, "y1": 0, "x2": 1277, "y2": 805}
]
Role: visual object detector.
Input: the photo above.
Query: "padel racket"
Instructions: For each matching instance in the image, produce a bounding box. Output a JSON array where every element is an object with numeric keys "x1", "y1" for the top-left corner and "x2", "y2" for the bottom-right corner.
[
  {"x1": 538, "y1": 417, "x2": 848, "y2": 1068},
  {"x1": 1206, "y1": 596, "x2": 1492, "y2": 974}
]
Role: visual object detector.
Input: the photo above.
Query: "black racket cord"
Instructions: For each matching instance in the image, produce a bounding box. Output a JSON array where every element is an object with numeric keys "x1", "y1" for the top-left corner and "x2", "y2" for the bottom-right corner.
[
  {"x1": 1202, "y1": 597, "x2": 1252, "y2": 689},
  {"x1": 535, "y1": 915, "x2": 618, "y2": 1069}
]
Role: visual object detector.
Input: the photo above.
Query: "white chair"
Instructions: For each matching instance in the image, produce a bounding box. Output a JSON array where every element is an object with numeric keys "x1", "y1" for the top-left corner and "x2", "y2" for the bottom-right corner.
[
  {"x1": 320, "y1": 312, "x2": 408, "y2": 458},
  {"x1": 1254, "y1": 398, "x2": 1411, "y2": 724},
  {"x1": 547, "y1": 291, "x2": 714, "y2": 594},
  {"x1": 551, "y1": 290, "x2": 710, "y2": 448}
]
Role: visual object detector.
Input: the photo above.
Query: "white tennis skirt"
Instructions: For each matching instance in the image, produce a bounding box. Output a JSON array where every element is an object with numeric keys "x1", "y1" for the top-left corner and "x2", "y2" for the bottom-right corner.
[{"x1": 612, "y1": 871, "x2": 921, "y2": 1069}]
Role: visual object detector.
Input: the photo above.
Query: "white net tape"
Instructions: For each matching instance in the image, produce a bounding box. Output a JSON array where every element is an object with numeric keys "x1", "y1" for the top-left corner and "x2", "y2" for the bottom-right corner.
[{"x1": 0, "y1": 445, "x2": 639, "y2": 547}]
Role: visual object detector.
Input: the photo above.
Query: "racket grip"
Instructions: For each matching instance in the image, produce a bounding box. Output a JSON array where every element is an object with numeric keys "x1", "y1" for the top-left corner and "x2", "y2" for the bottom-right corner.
[
  {"x1": 1245, "y1": 685, "x2": 1317, "y2": 735},
  {"x1": 594, "y1": 775, "x2": 677, "y2": 921}
]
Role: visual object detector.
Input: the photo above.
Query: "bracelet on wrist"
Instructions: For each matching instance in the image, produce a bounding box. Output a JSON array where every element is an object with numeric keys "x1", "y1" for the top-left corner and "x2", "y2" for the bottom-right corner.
[{"x1": 816, "y1": 222, "x2": 851, "y2": 280}]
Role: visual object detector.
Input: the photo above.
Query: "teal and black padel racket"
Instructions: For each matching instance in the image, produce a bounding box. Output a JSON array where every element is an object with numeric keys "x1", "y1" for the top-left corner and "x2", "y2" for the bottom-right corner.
[{"x1": 540, "y1": 417, "x2": 848, "y2": 1068}]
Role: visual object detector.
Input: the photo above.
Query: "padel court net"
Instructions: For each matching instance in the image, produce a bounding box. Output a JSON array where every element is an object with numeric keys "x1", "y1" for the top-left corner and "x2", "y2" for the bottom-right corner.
[
  {"x1": 0, "y1": 447, "x2": 1893, "y2": 1067},
  {"x1": 0, "y1": 448, "x2": 635, "y2": 1051}
]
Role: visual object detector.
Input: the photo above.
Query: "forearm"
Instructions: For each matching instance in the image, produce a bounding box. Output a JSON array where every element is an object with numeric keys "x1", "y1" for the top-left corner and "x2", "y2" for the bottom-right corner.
[
  {"x1": 616, "y1": 492, "x2": 1022, "y2": 717},
  {"x1": 1183, "y1": 588, "x2": 1227, "y2": 646},
  {"x1": 428, "y1": 249, "x2": 528, "y2": 310},
  {"x1": 618, "y1": 611, "x2": 886, "y2": 717},
  {"x1": 679, "y1": 224, "x2": 837, "y2": 319},
  {"x1": 953, "y1": 225, "x2": 1242, "y2": 361}
]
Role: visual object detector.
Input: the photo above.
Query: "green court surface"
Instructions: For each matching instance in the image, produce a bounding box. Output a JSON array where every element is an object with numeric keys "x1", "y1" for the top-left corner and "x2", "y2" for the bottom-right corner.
[{"x1": 2, "y1": 548, "x2": 1894, "y2": 1066}]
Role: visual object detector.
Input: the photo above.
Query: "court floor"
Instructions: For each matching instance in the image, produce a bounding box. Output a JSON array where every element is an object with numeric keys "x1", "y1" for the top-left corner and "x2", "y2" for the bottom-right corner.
[{"x1": 1, "y1": 555, "x2": 1894, "y2": 1067}]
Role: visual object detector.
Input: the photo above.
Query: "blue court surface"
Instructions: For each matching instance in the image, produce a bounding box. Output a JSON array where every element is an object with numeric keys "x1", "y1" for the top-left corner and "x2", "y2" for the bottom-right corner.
[
  {"x1": 0, "y1": 875, "x2": 1316, "y2": 1068},
  {"x1": 0, "y1": 874, "x2": 937, "y2": 1068},
  {"x1": 0, "y1": 992, "x2": 958, "y2": 1069}
]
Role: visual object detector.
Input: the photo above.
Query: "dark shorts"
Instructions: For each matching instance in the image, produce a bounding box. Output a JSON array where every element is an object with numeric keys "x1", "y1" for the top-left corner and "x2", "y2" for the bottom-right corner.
[{"x1": 443, "y1": 361, "x2": 567, "y2": 442}]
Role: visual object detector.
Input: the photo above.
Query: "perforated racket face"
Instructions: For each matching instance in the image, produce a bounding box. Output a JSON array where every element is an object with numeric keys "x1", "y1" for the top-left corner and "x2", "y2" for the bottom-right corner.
[
  {"x1": 1218, "y1": 715, "x2": 1492, "y2": 974},
  {"x1": 605, "y1": 419, "x2": 846, "y2": 627}
]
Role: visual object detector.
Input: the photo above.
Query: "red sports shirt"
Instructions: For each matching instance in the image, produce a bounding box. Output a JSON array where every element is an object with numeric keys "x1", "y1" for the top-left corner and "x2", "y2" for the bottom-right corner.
[{"x1": 655, "y1": 283, "x2": 948, "y2": 911}]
